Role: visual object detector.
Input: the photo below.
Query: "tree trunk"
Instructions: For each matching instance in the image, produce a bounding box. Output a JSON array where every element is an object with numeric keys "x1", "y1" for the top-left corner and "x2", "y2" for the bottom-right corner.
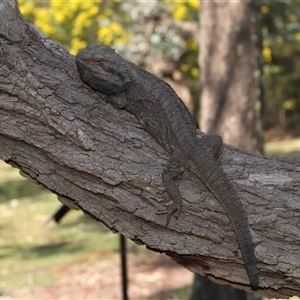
[
  {"x1": 189, "y1": 274, "x2": 248, "y2": 300},
  {"x1": 195, "y1": 1, "x2": 264, "y2": 299},
  {"x1": 200, "y1": 0, "x2": 263, "y2": 153},
  {"x1": 194, "y1": 1, "x2": 262, "y2": 299},
  {"x1": 0, "y1": 1, "x2": 300, "y2": 298}
]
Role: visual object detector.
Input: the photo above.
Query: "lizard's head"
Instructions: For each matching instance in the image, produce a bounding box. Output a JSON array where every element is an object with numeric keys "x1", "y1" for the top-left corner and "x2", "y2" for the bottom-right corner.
[{"x1": 76, "y1": 44, "x2": 131, "y2": 95}]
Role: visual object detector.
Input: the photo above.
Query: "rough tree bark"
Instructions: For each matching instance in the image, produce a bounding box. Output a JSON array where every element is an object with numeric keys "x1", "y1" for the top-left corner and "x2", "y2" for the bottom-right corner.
[{"x1": 0, "y1": 1, "x2": 300, "y2": 298}]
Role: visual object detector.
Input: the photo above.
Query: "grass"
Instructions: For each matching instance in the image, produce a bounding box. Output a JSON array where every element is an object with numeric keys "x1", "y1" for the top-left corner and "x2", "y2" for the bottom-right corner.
[
  {"x1": 0, "y1": 160, "x2": 123, "y2": 291},
  {"x1": 265, "y1": 137, "x2": 300, "y2": 156}
]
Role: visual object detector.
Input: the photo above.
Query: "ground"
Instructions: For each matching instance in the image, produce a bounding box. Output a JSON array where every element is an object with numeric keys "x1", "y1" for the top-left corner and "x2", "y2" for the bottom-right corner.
[{"x1": 0, "y1": 250, "x2": 193, "y2": 299}]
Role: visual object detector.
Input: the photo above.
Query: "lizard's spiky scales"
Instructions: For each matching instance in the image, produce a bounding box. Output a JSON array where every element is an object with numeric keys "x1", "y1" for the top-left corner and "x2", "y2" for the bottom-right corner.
[{"x1": 76, "y1": 44, "x2": 259, "y2": 288}]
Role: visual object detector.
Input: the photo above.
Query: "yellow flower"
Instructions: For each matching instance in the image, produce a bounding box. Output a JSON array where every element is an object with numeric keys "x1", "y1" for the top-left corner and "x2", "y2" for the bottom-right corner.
[
  {"x1": 261, "y1": 6, "x2": 269, "y2": 14},
  {"x1": 283, "y1": 99, "x2": 296, "y2": 110},
  {"x1": 174, "y1": 5, "x2": 188, "y2": 20},
  {"x1": 70, "y1": 38, "x2": 87, "y2": 55},
  {"x1": 191, "y1": 67, "x2": 199, "y2": 78},
  {"x1": 289, "y1": 14, "x2": 297, "y2": 23},
  {"x1": 262, "y1": 47, "x2": 272, "y2": 63},
  {"x1": 295, "y1": 32, "x2": 300, "y2": 41},
  {"x1": 187, "y1": 0, "x2": 199, "y2": 10},
  {"x1": 98, "y1": 22, "x2": 129, "y2": 45},
  {"x1": 19, "y1": 1, "x2": 35, "y2": 16},
  {"x1": 34, "y1": 7, "x2": 57, "y2": 36}
]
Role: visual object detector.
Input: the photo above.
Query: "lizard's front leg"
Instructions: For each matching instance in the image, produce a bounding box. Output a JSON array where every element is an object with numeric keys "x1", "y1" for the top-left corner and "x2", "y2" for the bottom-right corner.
[
  {"x1": 106, "y1": 93, "x2": 127, "y2": 109},
  {"x1": 157, "y1": 154, "x2": 186, "y2": 225}
]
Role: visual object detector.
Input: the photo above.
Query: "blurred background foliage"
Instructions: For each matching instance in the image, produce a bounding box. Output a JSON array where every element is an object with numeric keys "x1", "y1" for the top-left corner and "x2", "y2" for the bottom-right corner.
[{"x1": 19, "y1": 0, "x2": 300, "y2": 137}]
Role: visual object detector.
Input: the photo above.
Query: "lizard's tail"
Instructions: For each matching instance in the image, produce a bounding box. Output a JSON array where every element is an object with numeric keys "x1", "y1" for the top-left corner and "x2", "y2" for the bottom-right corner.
[{"x1": 190, "y1": 155, "x2": 259, "y2": 288}]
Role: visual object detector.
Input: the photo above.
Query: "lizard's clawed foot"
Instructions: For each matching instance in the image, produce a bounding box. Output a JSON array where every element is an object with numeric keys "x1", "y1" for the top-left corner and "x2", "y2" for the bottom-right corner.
[{"x1": 157, "y1": 204, "x2": 181, "y2": 226}]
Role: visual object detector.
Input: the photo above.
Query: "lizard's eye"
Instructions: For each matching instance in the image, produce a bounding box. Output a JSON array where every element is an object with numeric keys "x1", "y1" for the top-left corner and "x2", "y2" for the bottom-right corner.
[{"x1": 95, "y1": 58, "x2": 103, "y2": 64}]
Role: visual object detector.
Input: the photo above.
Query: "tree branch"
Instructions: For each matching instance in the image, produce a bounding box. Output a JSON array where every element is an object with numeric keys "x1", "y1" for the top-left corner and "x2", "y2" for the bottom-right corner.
[{"x1": 1, "y1": 1, "x2": 300, "y2": 298}]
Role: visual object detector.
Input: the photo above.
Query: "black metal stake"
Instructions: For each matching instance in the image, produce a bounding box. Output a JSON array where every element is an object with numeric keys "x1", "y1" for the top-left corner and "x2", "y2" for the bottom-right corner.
[{"x1": 120, "y1": 234, "x2": 128, "y2": 300}]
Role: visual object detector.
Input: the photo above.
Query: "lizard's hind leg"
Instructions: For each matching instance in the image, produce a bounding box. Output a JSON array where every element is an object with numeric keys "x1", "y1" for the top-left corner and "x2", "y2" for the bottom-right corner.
[
  {"x1": 157, "y1": 154, "x2": 186, "y2": 226},
  {"x1": 198, "y1": 133, "x2": 223, "y2": 159}
]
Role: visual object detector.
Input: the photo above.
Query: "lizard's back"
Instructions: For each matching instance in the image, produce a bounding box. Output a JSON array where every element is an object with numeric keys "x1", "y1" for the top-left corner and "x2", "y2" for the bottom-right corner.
[
  {"x1": 125, "y1": 63, "x2": 199, "y2": 155},
  {"x1": 76, "y1": 44, "x2": 259, "y2": 288}
]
